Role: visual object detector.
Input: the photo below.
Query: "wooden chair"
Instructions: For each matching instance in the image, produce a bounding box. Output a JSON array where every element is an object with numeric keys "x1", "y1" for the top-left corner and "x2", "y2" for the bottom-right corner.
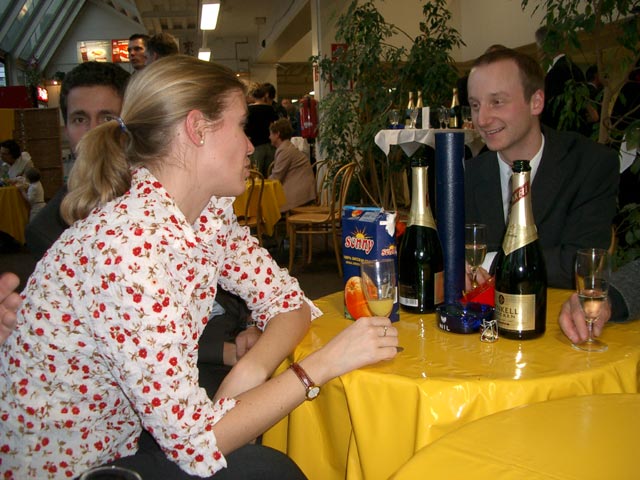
[
  {"x1": 237, "y1": 169, "x2": 265, "y2": 245},
  {"x1": 286, "y1": 162, "x2": 356, "y2": 276}
]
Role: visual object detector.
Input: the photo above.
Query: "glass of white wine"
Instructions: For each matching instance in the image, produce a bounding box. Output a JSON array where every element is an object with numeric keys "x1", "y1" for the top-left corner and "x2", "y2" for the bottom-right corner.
[
  {"x1": 574, "y1": 248, "x2": 610, "y2": 352},
  {"x1": 465, "y1": 223, "x2": 487, "y2": 289}
]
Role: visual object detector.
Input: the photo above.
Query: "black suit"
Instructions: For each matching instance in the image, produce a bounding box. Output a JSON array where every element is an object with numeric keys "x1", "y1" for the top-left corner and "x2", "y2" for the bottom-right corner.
[{"x1": 464, "y1": 127, "x2": 619, "y2": 289}]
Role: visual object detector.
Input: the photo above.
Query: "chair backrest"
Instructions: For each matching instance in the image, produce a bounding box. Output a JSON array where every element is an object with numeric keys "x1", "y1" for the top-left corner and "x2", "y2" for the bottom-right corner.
[
  {"x1": 240, "y1": 169, "x2": 265, "y2": 225},
  {"x1": 328, "y1": 162, "x2": 356, "y2": 219},
  {"x1": 313, "y1": 160, "x2": 331, "y2": 206}
]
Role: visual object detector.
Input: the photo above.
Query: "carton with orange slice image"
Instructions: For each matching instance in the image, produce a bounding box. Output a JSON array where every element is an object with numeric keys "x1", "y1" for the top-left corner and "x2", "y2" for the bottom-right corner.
[{"x1": 342, "y1": 206, "x2": 399, "y2": 322}]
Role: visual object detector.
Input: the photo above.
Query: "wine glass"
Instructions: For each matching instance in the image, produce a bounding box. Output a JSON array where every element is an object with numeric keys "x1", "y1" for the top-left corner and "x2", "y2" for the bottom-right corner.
[
  {"x1": 465, "y1": 223, "x2": 487, "y2": 289},
  {"x1": 360, "y1": 259, "x2": 396, "y2": 317},
  {"x1": 573, "y1": 248, "x2": 611, "y2": 352},
  {"x1": 409, "y1": 108, "x2": 419, "y2": 129},
  {"x1": 79, "y1": 466, "x2": 142, "y2": 480},
  {"x1": 437, "y1": 106, "x2": 447, "y2": 129},
  {"x1": 388, "y1": 110, "x2": 400, "y2": 129},
  {"x1": 461, "y1": 106, "x2": 472, "y2": 129},
  {"x1": 360, "y1": 259, "x2": 403, "y2": 352}
]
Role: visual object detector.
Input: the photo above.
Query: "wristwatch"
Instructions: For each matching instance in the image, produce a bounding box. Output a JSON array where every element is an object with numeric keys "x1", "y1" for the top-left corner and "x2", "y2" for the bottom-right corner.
[{"x1": 289, "y1": 362, "x2": 320, "y2": 400}]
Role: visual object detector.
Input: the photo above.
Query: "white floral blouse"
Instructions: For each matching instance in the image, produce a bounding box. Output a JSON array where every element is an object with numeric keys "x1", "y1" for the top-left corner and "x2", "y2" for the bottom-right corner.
[{"x1": 0, "y1": 167, "x2": 319, "y2": 479}]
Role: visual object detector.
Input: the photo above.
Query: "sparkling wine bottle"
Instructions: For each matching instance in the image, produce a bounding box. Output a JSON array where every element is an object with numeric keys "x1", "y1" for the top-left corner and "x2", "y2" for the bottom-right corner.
[
  {"x1": 415, "y1": 90, "x2": 424, "y2": 128},
  {"x1": 398, "y1": 161, "x2": 444, "y2": 313},
  {"x1": 494, "y1": 160, "x2": 547, "y2": 339},
  {"x1": 449, "y1": 87, "x2": 460, "y2": 128}
]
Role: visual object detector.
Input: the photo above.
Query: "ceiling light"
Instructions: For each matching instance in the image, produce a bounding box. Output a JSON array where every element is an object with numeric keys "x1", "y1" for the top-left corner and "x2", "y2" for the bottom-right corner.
[
  {"x1": 201, "y1": 1, "x2": 220, "y2": 30},
  {"x1": 198, "y1": 48, "x2": 211, "y2": 61}
]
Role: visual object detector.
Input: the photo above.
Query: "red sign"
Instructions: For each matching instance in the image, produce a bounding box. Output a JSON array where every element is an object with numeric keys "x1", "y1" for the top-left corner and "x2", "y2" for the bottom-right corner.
[{"x1": 111, "y1": 40, "x2": 129, "y2": 63}]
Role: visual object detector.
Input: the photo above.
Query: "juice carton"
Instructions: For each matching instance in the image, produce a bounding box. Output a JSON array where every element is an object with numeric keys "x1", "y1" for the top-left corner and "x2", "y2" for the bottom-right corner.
[{"x1": 342, "y1": 206, "x2": 399, "y2": 322}]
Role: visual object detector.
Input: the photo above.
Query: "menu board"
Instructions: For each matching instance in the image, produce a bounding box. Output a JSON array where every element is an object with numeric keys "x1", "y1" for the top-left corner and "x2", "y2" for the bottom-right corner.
[
  {"x1": 77, "y1": 40, "x2": 129, "y2": 63},
  {"x1": 111, "y1": 40, "x2": 129, "y2": 63}
]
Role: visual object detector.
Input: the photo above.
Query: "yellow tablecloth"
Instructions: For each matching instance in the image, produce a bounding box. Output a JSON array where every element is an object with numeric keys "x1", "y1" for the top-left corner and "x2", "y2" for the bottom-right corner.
[
  {"x1": 262, "y1": 289, "x2": 640, "y2": 480},
  {"x1": 0, "y1": 186, "x2": 28, "y2": 244},
  {"x1": 392, "y1": 393, "x2": 640, "y2": 479},
  {"x1": 233, "y1": 179, "x2": 286, "y2": 236}
]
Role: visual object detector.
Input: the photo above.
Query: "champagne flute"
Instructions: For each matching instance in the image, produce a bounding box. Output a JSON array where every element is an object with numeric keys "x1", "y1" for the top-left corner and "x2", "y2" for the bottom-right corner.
[
  {"x1": 409, "y1": 108, "x2": 419, "y2": 129},
  {"x1": 465, "y1": 223, "x2": 487, "y2": 289},
  {"x1": 360, "y1": 259, "x2": 403, "y2": 352},
  {"x1": 437, "y1": 106, "x2": 447, "y2": 129},
  {"x1": 573, "y1": 248, "x2": 610, "y2": 352},
  {"x1": 388, "y1": 110, "x2": 400, "y2": 129}
]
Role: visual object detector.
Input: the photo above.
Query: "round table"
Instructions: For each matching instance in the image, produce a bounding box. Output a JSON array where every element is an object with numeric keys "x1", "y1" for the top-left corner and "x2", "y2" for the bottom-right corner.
[
  {"x1": 0, "y1": 185, "x2": 29, "y2": 244},
  {"x1": 392, "y1": 393, "x2": 640, "y2": 479},
  {"x1": 263, "y1": 290, "x2": 640, "y2": 480},
  {"x1": 233, "y1": 179, "x2": 286, "y2": 236}
]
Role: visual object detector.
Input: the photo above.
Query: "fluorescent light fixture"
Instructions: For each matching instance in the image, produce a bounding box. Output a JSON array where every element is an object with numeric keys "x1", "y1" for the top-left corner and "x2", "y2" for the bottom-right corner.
[
  {"x1": 201, "y1": 1, "x2": 220, "y2": 30},
  {"x1": 198, "y1": 48, "x2": 211, "y2": 61}
]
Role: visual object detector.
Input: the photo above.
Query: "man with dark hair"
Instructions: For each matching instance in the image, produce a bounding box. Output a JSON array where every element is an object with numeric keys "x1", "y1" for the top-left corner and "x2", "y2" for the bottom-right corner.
[
  {"x1": 145, "y1": 32, "x2": 180, "y2": 65},
  {"x1": 27, "y1": 61, "x2": 130, "y2": 259},
  {"x1": 465, "y1": 48, "x2": 618, "y2": 288},
  {"x1": 128, "y1": 33, "x2": 150, "y2": 71}
]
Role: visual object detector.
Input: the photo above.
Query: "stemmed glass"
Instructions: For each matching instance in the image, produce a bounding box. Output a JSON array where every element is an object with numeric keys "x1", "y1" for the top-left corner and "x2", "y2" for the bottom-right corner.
[
  {"x1": 437, "y1": 107, "x2": 449, "y2": 129},
  {"x1": 360, "y1": 259, "x2": 403, "y2": 352},
  {"x1": 573, "y1": 248, "x2": 611, "y2": 352},
  {"x1": 465, "y1": 223, "x2": 487, "y2": 289},
  {"x1": 461, "y1": 106, "x2": 473, "y2": 129},
  {"x1": 409, "y1": 108, "x2": 419, "y2": 129},
  {"x1": 388, "y1": 110, "x2": 400, "y2": 129}
]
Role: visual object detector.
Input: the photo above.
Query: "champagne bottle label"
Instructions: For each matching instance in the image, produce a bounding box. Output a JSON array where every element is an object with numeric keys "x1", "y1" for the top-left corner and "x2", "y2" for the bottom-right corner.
[
  {"x1": 495, "y1": 291, "x2": 536, "y2": 332},
  {"x1": 502, "y1": 224, "x2": 538, "y2": 256},
  {"x1": 399, "y1": 270, "x2": 443, "y2": 307}
]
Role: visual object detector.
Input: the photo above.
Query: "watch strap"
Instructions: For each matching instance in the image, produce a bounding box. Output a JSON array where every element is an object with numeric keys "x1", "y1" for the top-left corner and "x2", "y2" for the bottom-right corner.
[{"x1": 289, "y1": 362, "x2": 319, "y2": 400}]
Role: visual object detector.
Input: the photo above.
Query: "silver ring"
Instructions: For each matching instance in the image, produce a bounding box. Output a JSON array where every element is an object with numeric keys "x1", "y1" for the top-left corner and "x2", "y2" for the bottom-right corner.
[{"x1": 383, "y1": 326, "x2": 388, "y2": 337}]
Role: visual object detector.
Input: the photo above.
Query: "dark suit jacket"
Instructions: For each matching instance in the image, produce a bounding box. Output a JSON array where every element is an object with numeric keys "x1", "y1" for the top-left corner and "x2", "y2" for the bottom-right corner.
[{"x1": 464, "y1": 127, "x2": 619, "y2": 289}]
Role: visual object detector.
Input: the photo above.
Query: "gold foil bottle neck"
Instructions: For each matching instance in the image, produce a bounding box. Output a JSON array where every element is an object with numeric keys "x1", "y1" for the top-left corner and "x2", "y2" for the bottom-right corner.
[
  {"x1": 502, "y1": 163, "x2": 538, "y2": 256},
  {"x1": 407, "y1": 165, "x2": 436, "y2": 229}
]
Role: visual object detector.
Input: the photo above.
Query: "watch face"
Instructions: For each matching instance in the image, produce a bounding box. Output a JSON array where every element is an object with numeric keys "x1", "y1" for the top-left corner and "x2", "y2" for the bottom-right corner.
[{"x1": 307, "y1": 386, "x2": 320, "y2": 399}]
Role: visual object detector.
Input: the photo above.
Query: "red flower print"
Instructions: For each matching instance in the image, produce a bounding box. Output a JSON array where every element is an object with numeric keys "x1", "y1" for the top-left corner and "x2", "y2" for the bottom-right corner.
[
  {"x1": 169, "y1": 357, "x2": 178, "y2": 366},
  {"x1": 132, "y1": 246, "x2": 142, "y2": 256},
  {"x1": 80, "y1": 256, "x2": 88, "y2": 265},
  {"x1": 156, "y1": 352, "x2": 164, "y2": 362},
  {"x1": 144, "y1": 241, "x2": 152, "y2": 250},
  {"x1": 153, "y1": 381, "x2": 161, "y2": 390},
  {"x1": 151, "y1": 398, "x2": 161, "y2": 407},
  {"x1": 152, "y1": 303, "x2": 162, "y2": 313},
  {"x1": 133, "y1": 293, "x2": 142, "y2": 303},
  {"x1": 139, "y1": 348, "x2": 147, "y2": 358},
  {"x1": 134, "y1": 228, "x2": 144, "y2": 236},
  {"x1": 79, "y1": 385, "x2": 88, "y2": 394}
]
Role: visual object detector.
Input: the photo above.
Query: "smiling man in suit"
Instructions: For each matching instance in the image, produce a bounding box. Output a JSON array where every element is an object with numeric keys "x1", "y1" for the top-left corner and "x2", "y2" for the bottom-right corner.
[{"x1": 464, "y1": 48, "x2": 618, "y2": 289}]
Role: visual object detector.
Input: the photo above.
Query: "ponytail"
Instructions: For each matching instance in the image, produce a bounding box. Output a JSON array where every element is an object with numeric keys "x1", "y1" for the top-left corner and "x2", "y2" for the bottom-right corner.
[{"x1": 61, "y1": 121, "x2": 132, "y2": 224}]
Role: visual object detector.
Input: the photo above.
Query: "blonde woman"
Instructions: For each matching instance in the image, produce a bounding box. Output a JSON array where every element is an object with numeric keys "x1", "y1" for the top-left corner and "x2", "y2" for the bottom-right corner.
[{"x1": 0, "y1": 56, "x2": 398, "y2": 479}]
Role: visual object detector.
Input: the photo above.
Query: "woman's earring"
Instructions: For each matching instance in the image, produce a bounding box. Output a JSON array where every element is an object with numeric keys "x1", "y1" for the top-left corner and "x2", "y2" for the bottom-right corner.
[{"x1": 200, "y1": 137, "x2": 205, "y2": 145}]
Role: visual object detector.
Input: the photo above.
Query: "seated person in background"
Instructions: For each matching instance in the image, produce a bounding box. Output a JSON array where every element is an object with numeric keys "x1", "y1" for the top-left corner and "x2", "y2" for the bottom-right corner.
[
  {"x1": 0, "y1": 55, "x2": 397, "y2": 478},
  {"x1": 558, "y1": 259, "x2": 640, "y2": 343},
  {"x1": 268, "y1": 118, "x2": 316, "y2": 212},
  {"x1": 464, "y1": 48, "x2": 618, "y2": 289},
  {"x1": 20, "y1": 167, "x2": 46, "y2": 221},
  {"x1": 0, "y1": 139, "x2": 34, "y2": 180}
]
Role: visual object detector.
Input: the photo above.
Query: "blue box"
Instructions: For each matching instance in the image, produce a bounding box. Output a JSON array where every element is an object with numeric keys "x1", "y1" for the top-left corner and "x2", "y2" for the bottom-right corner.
[{"x1": 341, "y1": 206, "x2": 399, "y2": 322}]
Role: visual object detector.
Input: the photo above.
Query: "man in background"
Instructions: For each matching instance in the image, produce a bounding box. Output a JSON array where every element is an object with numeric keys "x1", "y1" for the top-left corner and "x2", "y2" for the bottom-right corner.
[
  {"x1": 145, "y1": 32, "x2": 179, "y2": 66},
  {"x1": 26, "y1": 61, "x2": 130, "y2": 258},
  {"x1": 535, "y1": 26, "x2": 589, "y2": 135},
  {"x1": 464, "y1": 48, "x2": 618, "y2": 289},
  {"x1": 127, "y1": 33, "x2": 149, "y2": 71}
]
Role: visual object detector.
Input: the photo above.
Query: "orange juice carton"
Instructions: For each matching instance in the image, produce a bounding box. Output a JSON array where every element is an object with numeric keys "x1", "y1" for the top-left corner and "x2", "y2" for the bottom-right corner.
[{"x1": 342, "y1": 206, "x2": 399, "y2": 322}]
